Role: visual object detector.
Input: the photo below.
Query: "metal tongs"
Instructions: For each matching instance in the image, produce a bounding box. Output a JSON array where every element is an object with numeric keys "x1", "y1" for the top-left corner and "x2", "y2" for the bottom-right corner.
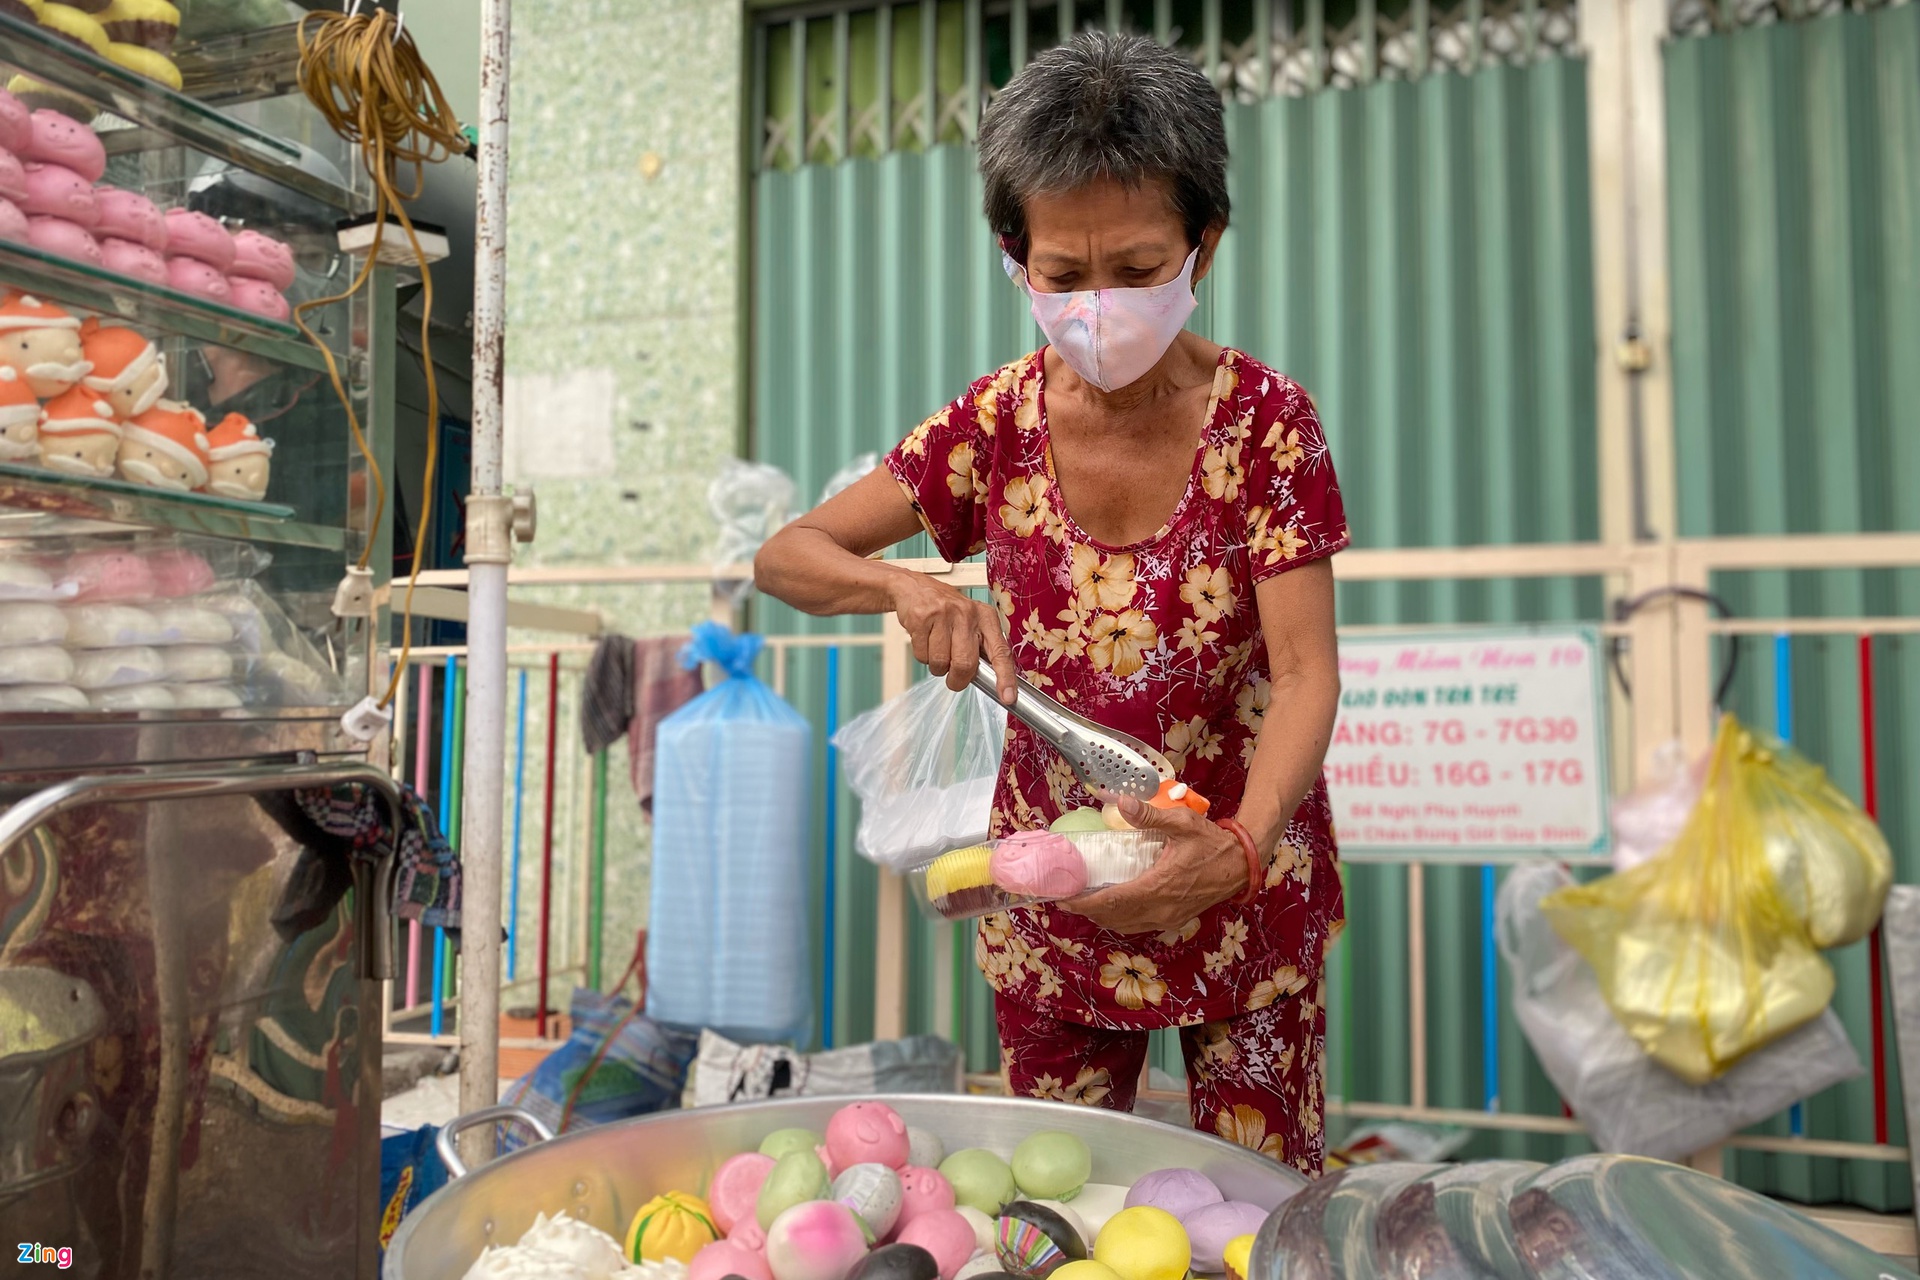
[{"x1": 972, "y1": 667, "x2": 1175, "y2": 801}]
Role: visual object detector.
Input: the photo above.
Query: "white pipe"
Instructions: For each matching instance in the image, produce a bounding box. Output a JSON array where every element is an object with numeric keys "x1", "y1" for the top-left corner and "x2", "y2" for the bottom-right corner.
[{"x1": 459, "y1": 0, "x2": 512, "y2": 1161}]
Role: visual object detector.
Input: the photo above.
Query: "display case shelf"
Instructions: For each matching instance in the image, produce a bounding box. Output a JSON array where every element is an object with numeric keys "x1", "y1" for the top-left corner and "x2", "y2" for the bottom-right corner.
[
  {"x1": 0, "y1": 463, "x2": 353, "y2": 551},
  {"x1": 0, "y1": 241, "x2": 336, "y2": 372},
  {"x1": 0, "y1": 12, "x2": 360, "y2": 212}
]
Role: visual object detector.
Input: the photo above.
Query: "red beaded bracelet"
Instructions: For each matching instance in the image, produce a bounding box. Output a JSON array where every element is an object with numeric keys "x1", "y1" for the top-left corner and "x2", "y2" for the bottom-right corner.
[{"x1": 1218, "y1": 817, "x2": 1265, "y2": 905}]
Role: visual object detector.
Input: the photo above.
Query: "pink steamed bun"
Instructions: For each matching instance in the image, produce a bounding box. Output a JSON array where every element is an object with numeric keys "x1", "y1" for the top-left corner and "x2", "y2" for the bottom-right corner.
[
  {"x1": 165, "y1": 256, "x2": 229, "y2": 301},
  {"x1": 225, "y1": 276, "x2": 288, "y2": 321},
  {"x1": 989, "y1": 830, "x2": 1088, "y2": 898},
  {"x1": 0, "y1": 148, "x2": 24, "y2": 204},
  {"x1": 0, "y1": 199, "x2": 26, "y2": 243},
  {"x1": 145, "y1": 549, "x2": 215, "y2": 598},
  {"x1": 100, "y1": 237, "x2": 166, "y2": 284},
  {"x1": 162, "y1": 209, "x2": 233, "y2": 269},
  {"x1": 93, "y1": 187, "x2": 167, "y2": 250},
  {"x1": 228, "y1": 229, "x2": 295, "y2": 288},
  {"x1": 826, "y1": 1102, "x2": 912, "y2": 1173},
  {"x1": 63, "y1": 551, "x2": 157, "y2": 603},
  {"x1": 894, "y1": 1209, "x2": 976, "y2": 1279},
  {"x1": 708, "y1": 1152, "x2": 776, "y2": 1234},
  {"x1": 26, "y1": 217, "x2": 99, "y2": 265},
  {"x1": 689, "y1": 1239, "x2": 773, "y2": 1280},
  {"x1": 0, "y1": 90, "x2": 28, "y2": 155},
  {"x1": 892, "y1": 1166, "x2": 956, "y2": 1238},
  {"x1": 20, "y1": 162, "x2": 96, "y2": 225},
  {"x1": 23, "y1": 110, "x2": 105, "y2": 183},
  {"x1": 764, "y1": 1201, "x2": 868, "y2": 1280}
]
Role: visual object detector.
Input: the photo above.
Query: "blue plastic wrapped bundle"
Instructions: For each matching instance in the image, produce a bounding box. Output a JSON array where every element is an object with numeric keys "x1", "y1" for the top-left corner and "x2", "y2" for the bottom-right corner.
[{"x1": 646, "y1": 623, "x2": 812, "y2": 1044}]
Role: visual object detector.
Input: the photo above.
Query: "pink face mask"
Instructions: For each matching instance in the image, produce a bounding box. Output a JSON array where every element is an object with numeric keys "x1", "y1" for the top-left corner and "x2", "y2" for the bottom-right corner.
[{"x1": 1005, "y1": 247, "x2": 1200, "y2": 392}]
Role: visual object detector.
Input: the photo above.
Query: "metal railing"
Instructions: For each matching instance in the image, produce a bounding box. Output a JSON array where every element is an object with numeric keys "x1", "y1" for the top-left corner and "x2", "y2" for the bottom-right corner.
[{"x1": 751, "y1": 0, "x2": 1584, "y2": 170}]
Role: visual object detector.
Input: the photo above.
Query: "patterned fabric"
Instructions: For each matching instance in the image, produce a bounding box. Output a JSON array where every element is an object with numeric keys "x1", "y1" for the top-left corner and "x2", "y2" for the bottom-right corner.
[
  {"x1": 293, "y1": 782, "x2": 462, "y2": 932},
  {"x1": 885, "y1": 347, "x2": 1348, "y2": 1029},
  {"x1": 996, "y1": 984, "x2": 1329, "y2": 1176}
]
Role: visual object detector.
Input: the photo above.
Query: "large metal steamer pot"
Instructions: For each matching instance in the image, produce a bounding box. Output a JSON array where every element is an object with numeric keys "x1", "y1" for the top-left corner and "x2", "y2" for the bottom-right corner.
[{"x1": 387, "y1": 1094, "x2": 1311, "y2": 1279}]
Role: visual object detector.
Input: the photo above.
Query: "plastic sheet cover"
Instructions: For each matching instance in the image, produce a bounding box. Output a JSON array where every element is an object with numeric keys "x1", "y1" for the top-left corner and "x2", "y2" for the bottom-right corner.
[{"x1": 646, "y1": 624, "x2": 811, "y2": 1044}]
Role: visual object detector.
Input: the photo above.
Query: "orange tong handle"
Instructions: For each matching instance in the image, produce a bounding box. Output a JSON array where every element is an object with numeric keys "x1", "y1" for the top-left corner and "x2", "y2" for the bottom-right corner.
[{"x1": 1148, "y1": 778, "x2": 1211, "y2": 816}]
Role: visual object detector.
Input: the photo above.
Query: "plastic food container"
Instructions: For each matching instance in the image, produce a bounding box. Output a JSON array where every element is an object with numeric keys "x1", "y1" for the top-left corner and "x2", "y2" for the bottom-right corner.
[{"x1": 910, "y1": 828, "x2": 1166, "y2": 920}]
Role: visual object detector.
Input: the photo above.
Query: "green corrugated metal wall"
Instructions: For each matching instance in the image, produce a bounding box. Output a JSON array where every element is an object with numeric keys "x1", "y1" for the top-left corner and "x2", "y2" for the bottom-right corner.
[
  {"x1": 1667, "y1": 3, "x2": 1920, "y2": 1211},
  {"x1": 749, "y1": 3, "x2": 1920, "y2": 1206},
  {"x1": 751, "y1": 58, "x2": 1605, "y2": 1167}
]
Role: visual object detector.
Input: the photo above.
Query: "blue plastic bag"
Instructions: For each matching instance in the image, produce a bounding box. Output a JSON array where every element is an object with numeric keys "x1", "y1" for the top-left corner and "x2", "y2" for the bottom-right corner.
[
  {"x1": 378, "y1": 1124, "x2": 449, "y2": 1264},
  {"x1": 500, "y1": 985, "x2": 699, "y2": 1138},
  {"x1": 647, "y1": 624, "x2": 812, "y2": 1043}
]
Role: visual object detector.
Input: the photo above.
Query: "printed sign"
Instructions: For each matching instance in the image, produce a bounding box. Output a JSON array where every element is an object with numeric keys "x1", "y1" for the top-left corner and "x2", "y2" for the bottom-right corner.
[{"x1": 1323, "y1": 628, "x2": 1609, "y2": 855}]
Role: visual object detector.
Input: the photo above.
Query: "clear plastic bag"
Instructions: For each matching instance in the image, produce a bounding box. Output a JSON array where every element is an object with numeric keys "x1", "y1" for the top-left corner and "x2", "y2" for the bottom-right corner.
[
  {"x1": 816, "y1": 451, "x2": 879, "y2": 507},
  {"x1": 1501, "y1": 860, "x2": 1861, "y2": 1160},
  {"x1": 708, "y1": 459, "x2": 795, "y2": 603},
  {"x1": 1544, "y1": 716, "x2": 1836, "y2": 1082},
  {"x1": 908, "y1": 828, "x2": 1167, "y2": 920},
  {"x1": 832, "y1": 677, "x2": 1007, "y2": 872}
]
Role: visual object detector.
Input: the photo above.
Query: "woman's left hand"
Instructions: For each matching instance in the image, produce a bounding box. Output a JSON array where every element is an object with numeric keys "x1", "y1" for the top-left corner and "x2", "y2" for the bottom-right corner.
[{"x1": 1059, "y1": 794, "x2": 1250, "y2": 935}]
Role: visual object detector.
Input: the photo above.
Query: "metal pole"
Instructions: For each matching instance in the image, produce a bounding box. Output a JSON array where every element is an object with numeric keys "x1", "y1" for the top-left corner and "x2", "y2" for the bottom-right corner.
[
  {"x1": 460, "y1": 0, "x2": 513, "y2": 1157},
  {"x1": 823, "y1": 645, "x2": 841, "y2": 1047}
]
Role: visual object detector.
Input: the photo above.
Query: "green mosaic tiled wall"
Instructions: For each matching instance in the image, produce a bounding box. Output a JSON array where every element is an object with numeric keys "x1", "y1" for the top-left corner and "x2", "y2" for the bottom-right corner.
[{"x1": 499, "y1": 0, "x2": 745, "y2": 1011}]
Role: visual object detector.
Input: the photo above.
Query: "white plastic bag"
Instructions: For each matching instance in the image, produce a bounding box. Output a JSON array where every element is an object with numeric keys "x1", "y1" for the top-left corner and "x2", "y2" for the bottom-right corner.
[
  {"x1": 833, "y1": 678, "x2": 1007, "y2": 872},
  {"x1": 1500, "y1": 860, "x2": 1861, "y2": 1161}
]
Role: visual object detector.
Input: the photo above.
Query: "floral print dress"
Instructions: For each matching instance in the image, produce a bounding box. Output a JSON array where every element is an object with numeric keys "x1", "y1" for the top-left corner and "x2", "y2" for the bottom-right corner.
[
  {"x1": 887, "y1": 347, "x2": 1349, "y2": 1170},
  {"x1": 885, "y1": 345, "x2": 1350, "y2": 1025}
]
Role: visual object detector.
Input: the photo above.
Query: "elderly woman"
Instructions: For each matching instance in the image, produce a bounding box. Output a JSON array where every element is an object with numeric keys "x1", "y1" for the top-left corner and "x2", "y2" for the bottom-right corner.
[{"x1": 755, "y1": 31, "x2": 1347, "y2": 1173}]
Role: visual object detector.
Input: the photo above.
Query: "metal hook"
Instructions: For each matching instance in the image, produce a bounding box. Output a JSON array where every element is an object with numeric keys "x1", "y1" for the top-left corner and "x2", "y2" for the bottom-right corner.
[
  {"x1": 392, "y1": 11, "x2": 405, "y2": 42},
  {"x1": 345, "y1": 0, "x2": 365, "y2": 16}
]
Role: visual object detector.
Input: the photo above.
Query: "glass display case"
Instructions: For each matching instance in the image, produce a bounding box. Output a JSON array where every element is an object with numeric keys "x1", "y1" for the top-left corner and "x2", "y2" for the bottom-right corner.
[
  {"x1": 0, "y1": 8, "x2": 394, "y2": 736},
  {"x1": 0, "y1": 13, "x2": 402, "y2": 1278}
]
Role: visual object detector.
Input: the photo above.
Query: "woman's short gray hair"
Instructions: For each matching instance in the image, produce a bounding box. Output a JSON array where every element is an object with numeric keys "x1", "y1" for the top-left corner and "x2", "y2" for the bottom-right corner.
[{"x1": 978, "y1": 31, "x2": 1229, "y2": 255}]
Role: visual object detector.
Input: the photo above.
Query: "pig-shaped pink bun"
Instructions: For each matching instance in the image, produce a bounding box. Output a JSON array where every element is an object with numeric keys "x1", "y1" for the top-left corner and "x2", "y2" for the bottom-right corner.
[
  {"x1": 20, "y1": 162, "x2": 97, "y2": 226},
  {"x1": 93, "y1": 187, "x2": 167, "y2": 250},
  {"x1": 0, "y1": 148, "x2": 25, "y2": 204},
  {"x1": 0, "y1": 90, "x2": 30, "y2": 155},
  {"x1": 100, "y1": 237, "x2": 167, "y2": 284},
  {"x1": 22, "y1": 110, "x2": 105, "y2": 183},
  {"x1": 989, "y1": 829, "x2": 1089, "y2": 899},
  {"x1": 890, "y1": 1165, "x2": 956, "y2": 1239},
  {"x1": 26, "y1": 217, "x2": 100, "y2": 265},
  {"x1": 0, "y1": 198, "x2": 25, "y2": 244},
  {"x1": 825, "y1": 1101, "x2": 912, "y2": 1173},
  {"x1": 225, "y1": 276, "x2": 288, "y2": 321},
  {"x1": 161, "y1": 209, "x2": 233, "y2": 269},
  {"x1": 228, "y1": 229, "x2": 295, "y2": 289},
  {"x1": 165, "y1": 256, "x2": 229, "y2": 301}
]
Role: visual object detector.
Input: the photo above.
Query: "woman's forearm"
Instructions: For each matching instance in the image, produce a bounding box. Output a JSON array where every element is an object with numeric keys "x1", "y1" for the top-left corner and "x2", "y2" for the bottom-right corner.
[
  {"x1": 754, "y1": 522, "x2": 908, "y2": 617},
  {"x1": 1234, "y1": 664, "x2": 1340, "y2": 855}
]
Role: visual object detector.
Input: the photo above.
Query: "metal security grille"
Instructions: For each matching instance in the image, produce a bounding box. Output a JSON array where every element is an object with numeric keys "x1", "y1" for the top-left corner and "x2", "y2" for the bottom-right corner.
[
  {"x1": 1670, "y1": 0, "x2": 1910, "y2": 39},
  {"x1": 750, "y1": 0, "x2": 1582, "y2": 170}
]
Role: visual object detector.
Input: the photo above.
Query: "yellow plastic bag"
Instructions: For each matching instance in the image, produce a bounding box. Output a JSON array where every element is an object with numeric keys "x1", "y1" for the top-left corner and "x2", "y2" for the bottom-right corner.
[
  {"x1": 1542, "y1": 715, "x2": 1835, "y2": 1083},
  {"x1": 1748, "y1": 726, "x2": 1892, "y2": 949}
]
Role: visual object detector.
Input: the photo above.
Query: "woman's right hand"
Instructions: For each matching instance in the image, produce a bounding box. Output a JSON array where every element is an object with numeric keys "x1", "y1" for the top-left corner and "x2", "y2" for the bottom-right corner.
[{"x1": 889, "y1": 572, "x2": 1018, "y2": 703}]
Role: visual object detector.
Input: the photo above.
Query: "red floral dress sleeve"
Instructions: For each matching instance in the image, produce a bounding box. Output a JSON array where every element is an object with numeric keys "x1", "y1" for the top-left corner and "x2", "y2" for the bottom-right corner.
[
  {"x1": 883, "y1": 373, "x2": 1000, "y2": 564},
  {"x1": 1240, "y1": 375, "x2": 1350, "y2": 582}
]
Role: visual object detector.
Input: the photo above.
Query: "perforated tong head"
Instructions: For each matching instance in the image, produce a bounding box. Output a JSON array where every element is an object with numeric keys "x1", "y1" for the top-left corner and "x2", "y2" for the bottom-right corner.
[{"x1": 972, "y1": 666, "x2": 1174, "y2": 801}]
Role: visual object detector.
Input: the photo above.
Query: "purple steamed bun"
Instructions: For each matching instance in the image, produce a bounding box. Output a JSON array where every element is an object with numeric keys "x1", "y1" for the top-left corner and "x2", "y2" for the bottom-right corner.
[{"x1": 1124, "y1": 1167, "x2": 1224, "y2": 1221}]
